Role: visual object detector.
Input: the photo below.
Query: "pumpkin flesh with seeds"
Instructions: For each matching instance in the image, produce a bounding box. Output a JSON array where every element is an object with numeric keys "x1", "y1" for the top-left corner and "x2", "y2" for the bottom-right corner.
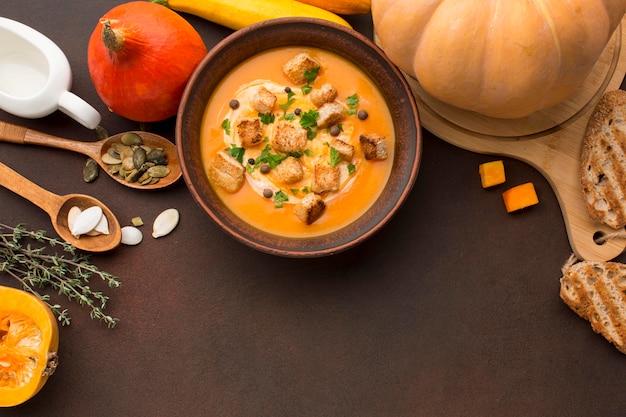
[
  {"x1": 0, "y1": 286, "x2": 59, "y2": 407},
  {"x1": 371, "y1": 0, "x2": 626, "y2": 119}
]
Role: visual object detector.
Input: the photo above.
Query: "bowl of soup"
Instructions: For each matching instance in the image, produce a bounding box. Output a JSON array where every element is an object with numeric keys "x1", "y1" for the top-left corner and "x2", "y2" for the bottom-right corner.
[{"x1": 177, "y1": 18, "x2": 422, "y2": 257}]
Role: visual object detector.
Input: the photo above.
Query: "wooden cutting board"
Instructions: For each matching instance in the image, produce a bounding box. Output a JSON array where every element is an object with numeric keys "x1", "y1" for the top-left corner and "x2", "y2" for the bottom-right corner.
[{"x1": 403, "y1": 20, "x2": 626, "y2": 261}]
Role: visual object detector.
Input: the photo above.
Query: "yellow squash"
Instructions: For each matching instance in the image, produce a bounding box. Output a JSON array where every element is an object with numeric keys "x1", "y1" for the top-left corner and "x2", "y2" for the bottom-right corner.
[
  {"x1": 0, "y1": 286, "x2": 59, "y2": 407},
  {"x1": 297, "y1": 0, "x2": 370, "y2": 15},
  {"x1": 372, "y1": 0, "x2": 626, "y2": 119},
  {"x1": 154, "y1": 0, "x2": 352, "y2": 30}
]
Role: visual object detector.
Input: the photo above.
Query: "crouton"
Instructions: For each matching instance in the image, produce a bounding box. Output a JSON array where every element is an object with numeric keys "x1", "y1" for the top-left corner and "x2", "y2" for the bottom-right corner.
[
  {"x1": 317, "y1": 102, "x2": 345, "y2": 129},
  {"x1": 359, "y1": 133, "x2": 388, "y2": 160},
  {"x1": 271, "y1": 121, "x2": 308, "y2": 153},
  {"x1": 311, "y1": 163, "x2": 340, "y2": 193},
  {"x1": 294, "y1": 193, "x2": 326, "y2": 225},
  {"x1": 282, "y1": 53, "x2": 320, "y2": 85},
  {"x1": 272, "y1": 156, "x2": 304, "y2": 184},
  {"x1": 331, "y1": 138, "x2": 354, "y2": 161},
  {"x1": 310, "y1": 83, "x2": 338, "y2": 107},
  {"x1": 236, "y1": 117, "x2": 263, "y2": 147},
  {"x1": 250, "y1": 86, "x2": 277, "y2": 114},
  {"x1": 208, "y1": 151, "x2": 245, "y2": 193}
]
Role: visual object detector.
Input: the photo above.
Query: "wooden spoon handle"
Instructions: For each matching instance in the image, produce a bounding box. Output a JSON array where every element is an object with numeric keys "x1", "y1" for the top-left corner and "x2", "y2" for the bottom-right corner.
[
  {"x1": 0, "y1": 161, "x2": 63, "y2": 217},
  {"x1": 0, "y1": 120, "x2": 101, "y2": 159}
]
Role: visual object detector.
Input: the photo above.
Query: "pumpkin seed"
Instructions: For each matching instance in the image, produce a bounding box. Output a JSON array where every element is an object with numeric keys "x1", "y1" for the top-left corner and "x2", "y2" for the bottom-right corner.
[
  {"x1": 146, "y1": 148, "x2": 167, "y2": 165},
  {"x1": 83, "y1": 158, "x2": 99, "y2": 183},
  {"x1": 120, "y1": 132, "x2": 143, "y2": 146},
  {"x1": 101, "y1": 134, "x2": 171, "y2": 186},
  {"x1": 121, "y1": 226, "x2": 143, "y2": 245},
  {"x1": 102, "y1": 153, "x2": 122, "y2": 165},
  {"x1": 94, "y1": 125, "x2": 109, "y2": 140},
  {"x1": 67, "y1": 206, "x2": 82, "y2": 231},
  {"x1": 87, "y1": 212, "x2": 110, "y2": 236},
  {"x1": 133, "y1": 146, "x2": 147, "y2": 168},
  {"x1": 70, "y1": 206, "x2": 103, "y2": 238},
  {"x1": 152, "y1": 208, "x2": 179, "y2": 238},
  {"x1": 122, "y1": 157, "x2": 135, "y2": 171},
  {"x1": 147, "y1": 165, "x2": 170, "y2": 178}
]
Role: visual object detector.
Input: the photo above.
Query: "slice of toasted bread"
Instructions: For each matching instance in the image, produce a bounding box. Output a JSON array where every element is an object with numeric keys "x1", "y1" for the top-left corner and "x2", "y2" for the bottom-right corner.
[
  {"x1": 580, "y1": 90, "x2": 626, "y2": 229},
  {"x1": 560, "y1": 259, "x2": 626, "y2": 354}
]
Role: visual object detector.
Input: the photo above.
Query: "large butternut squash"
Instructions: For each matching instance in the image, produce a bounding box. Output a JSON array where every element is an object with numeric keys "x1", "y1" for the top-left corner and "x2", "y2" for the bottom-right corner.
[{"x1": 372, "y1": 0, "x2": 626, "y2": 119}]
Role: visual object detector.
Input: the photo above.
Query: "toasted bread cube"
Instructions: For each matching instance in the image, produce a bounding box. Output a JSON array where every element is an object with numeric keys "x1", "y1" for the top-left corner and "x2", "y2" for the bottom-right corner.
[
  {"x1": 271, "y1": 121, "x2": 308, "y2": 153},
  {"x1": 273, "y1": 156, "x2": 304, "y2": 184},
  {"x1": 250, "y1": 86, "x2": 277, "y2": 114},
  {"x1": 317, "y1": 102, "x2": 345, "y2": 129},
  {"x1": 359, "y1": 133, "x2": 388, "y2": 160},
  {"x1": 312, "y1": 163, "x2": 340, "y2": 193},
  {"x1": 236, "y1": 117, "x2": 263, "y2": 147},
  {"x1": 282, "y1": 53, "x2": 320, "y2": 85},
  {"x1": 310, "y1": 83, "x2": 338, "y2": 107},
  {"x1": 208, "y1": 151, "x2": 245, "y2": 193},
  {"x1": 479, "y1": 160, "x2": 506, "y2": 188},
  {"x1": 294, "y1": 193, "x2": 326, "y2": 225},
  {"x1": 502, "y1": 182, "x2": 539, "y2": 213},
  {"x1": 331, "y1": 139, "x2": 354, "y2": 161}
]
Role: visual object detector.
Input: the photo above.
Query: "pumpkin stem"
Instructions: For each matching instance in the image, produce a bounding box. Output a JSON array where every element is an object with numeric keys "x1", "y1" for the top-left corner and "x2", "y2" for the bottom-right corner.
[{"x1": 101, "y1": 20, "x2": 124, "y2": 52}]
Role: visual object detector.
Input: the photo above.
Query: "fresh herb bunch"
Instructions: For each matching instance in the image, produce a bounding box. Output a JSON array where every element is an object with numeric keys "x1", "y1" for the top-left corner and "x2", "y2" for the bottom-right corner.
[{"x1": 0, "y1": 223, "x2": 120, "y2": 328}]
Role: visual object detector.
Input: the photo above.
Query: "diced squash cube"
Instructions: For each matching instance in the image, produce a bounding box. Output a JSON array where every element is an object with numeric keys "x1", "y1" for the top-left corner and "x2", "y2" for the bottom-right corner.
[
  {"x1": 502, "y1": 182, "x2": 539, "y2": 213},
  {"x1": 479, "y1": 160, "x2": 505, "y2": 188}
]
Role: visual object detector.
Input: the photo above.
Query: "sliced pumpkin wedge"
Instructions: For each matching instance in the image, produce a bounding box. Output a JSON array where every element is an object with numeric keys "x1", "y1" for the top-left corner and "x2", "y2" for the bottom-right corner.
[{"x1": 0, "y1": 286, "x2": 59, "y2": 407}]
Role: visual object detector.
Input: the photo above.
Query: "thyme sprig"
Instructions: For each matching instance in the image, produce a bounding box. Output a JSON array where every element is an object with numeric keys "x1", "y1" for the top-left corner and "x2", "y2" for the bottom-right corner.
[{"x1": 0, "y1": 223, "x2": 120, "y2": 328}]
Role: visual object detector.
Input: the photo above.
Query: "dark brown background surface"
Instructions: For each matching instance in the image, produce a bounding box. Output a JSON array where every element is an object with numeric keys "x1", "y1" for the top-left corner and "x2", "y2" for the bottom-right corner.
[{"x1": 2, "y1": 2, "x2": 626, "y2": 416}]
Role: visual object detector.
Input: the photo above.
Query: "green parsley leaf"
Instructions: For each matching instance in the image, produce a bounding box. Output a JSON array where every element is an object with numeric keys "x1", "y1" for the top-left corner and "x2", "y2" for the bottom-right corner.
[
  {"x1": 279, "y1": 92, "x2": 296, "y2": 114},
  {"x1": 304, "y1": 67, "x2": 320, "y2": 84},
  {"x1": 347, "y1": 163, "x2": 356, "y2": 175},
  {"x1": 259, "y1": 113, "x2": 275, "y2": 124},
  {"x1": 299, "y1": 109, "x2": 319, "y2": 129},
  {"x1": 274, "y1": 190, "x2": 289, "y2": 208},
  {"x1": 256, "y1": 144, "x2": 288, "y2": 169},
  {"x1": 303, "y1": 149, "x2": 315, "y2": 157},
  {"x1": 301, "y1": 85, "x2": 313, "y2": 95},
  {"x1": 329, "y1": 147, "x2": 342, "y2": 167},
  {"x1": 221, "y1": 118, "x2": 231, "y2": 135},
  {"x1": 346, "y1": 94, "x2": 359, "y2": 108},
  {"x1": 227, "y1": 144, "x2": 245, "y2": 163}
]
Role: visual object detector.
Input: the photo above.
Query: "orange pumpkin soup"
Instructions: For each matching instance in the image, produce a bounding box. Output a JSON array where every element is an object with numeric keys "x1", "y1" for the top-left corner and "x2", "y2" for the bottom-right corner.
[{"x1": 200, "y1": 47, "x2": 394, "y2": 238}]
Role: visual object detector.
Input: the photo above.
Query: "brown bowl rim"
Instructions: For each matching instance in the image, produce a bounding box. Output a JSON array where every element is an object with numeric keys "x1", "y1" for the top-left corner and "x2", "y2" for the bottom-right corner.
[{"x1": 177, "y1": 17, "x2": 422, "y2": 258}]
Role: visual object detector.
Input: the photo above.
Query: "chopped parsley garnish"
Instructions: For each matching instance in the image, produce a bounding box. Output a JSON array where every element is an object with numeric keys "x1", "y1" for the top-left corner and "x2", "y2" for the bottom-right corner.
[
  {"x1": 303, "y1": 149, "x2": 315, "y2": 157},
  {"x1": 299, "y1": 109, "x2": 319, "y2": 129},
  {"x1": 304, "y1": 67, "x2": 320, "y2": 84},
  {"x1": 346, "y1": 93, "x2": 359, "y2": 115},
  {"x1": 274, "y1": 190, "x2": 289, "y2": 208},
  {"x1": 279, "y1": 91, "x2": 296, "y2": 114},
  {"x1": 347, "y1": 163, "x2": 356, "y2": 175},
  {"x1": 256, "y1": 144, "x2": 288, "y2": 170},
  {"x1": 329, "y1": 147, "x2": 342, "y2": 167},
  {"x1": 259, "y1": 113, "x2": 275, "y2": 125},
  {"x1": 221, "y1": 118, "x2": 231, "y2": 135},
  {"x1": 301, "y1": 66, "x2": 320, "y2": 95},
  {"x1": 226, "y1": 144, "x2": 245, "y2": 163}
]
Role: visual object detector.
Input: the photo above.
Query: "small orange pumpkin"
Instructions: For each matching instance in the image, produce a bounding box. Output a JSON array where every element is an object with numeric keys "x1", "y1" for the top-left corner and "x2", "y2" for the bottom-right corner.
[
  {"x1": 0, "y1": 286, "x2": 59, "y2": 407},
  {"x1": 87, "y1": 1, "x2": 207, "y2": 122}
]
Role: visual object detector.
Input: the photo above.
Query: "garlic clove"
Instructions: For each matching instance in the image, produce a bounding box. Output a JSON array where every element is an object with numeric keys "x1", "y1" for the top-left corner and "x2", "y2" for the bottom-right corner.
[{"x1": 152, "y1": 208, "x2": 179, "y2": 238}]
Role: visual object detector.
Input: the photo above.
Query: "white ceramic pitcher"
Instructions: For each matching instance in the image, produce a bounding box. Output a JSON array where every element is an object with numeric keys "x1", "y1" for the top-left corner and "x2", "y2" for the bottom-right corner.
[{"x1": 0, "y1": 17, "x2": 101, "y2": 129}]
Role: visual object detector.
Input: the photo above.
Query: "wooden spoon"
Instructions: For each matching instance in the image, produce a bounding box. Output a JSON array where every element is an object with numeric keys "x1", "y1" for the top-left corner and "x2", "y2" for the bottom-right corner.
[
  {"x1": 0, "y1": 161, "x2": 122, "y2": 252},
  {"x1": 0, "y1": 121, "x2": 181, "y2": 190}
]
